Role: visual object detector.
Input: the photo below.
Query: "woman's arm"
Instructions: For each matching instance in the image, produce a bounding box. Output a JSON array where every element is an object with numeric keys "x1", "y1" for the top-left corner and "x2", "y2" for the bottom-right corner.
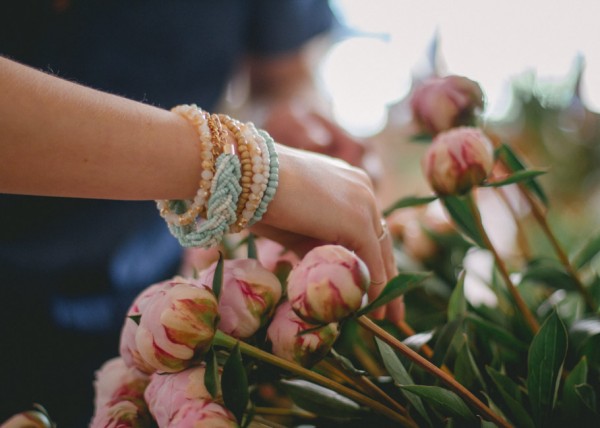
[
  {"x1": 0, "y1": 57, "x2": 200, "y2": 200},
  {"x1": 0, "y1": 57, "x2": 396, "y2": 317}
]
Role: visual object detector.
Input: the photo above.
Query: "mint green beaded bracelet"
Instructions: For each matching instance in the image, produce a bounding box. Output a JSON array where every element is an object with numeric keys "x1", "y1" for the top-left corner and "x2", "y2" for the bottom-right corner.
[
  {"x1": 168, "y1": 153, "x2": 242, "y2": 248},
  {"x1": 248, "y1": 130, "x2": 279, "y2": 226}
]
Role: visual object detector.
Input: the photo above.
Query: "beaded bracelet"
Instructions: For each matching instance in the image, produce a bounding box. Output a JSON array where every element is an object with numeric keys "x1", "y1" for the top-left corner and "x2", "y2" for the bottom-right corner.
[
  {"x1": 157, "y1": 106, "x2": 279, "y2": 248},
  {"x1": 168, "y1": 152, "x2": 242, "y2": 248},
  {"x1": 218, "y1": 114, "x2": 254, "y2": 233},
  {"x1": 238, "y1": 122, "x2": 270, "y2": 229},
  {"x1": 249, "y1": 130, "x2": 279, "y2": 225},
  {"x1": 156, "y1": 105, "x2": 214, "y2": 226}
]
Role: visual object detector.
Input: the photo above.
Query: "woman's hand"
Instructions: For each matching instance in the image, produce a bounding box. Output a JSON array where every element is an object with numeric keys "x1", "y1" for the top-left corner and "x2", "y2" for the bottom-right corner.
[{"x1": 252, "y1": 143, "x2": 400, "y2": 319}]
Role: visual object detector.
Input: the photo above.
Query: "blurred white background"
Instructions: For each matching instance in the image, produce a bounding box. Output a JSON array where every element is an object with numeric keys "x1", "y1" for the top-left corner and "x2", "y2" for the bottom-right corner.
[{"x1": 320, "y1": 0, "x2": 600, "y2": 136}]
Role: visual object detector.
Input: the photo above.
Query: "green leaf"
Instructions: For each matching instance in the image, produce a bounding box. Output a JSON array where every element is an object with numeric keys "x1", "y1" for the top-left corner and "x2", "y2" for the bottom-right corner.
[
  {"x1": 482, "y1": 169, "x2": 546, "y2": 188},
  {"x1": 454, "y1": 334, "x2": 485, "y2": 391},
  {"x1": 241, "y1": 402, "x2": 256, "y2": 428},
  {"x1": 399, "y1": 385, "x2": 477, "y2": 422},
  {"x1": 441, "y1": 195, "x2": 486, "y2": 247},
  {"x1": 329, "y1": 349, "x2": 366, "y2": 376},
  {"x1": 486, "y1": 367, "x2": 534, "y2": 428},
  {"x1": 375, "y1": 337, "x2": 432, "y2": 427},
  {"x1": 431, "y1": 318, "x2": 463, "y2": 367},
  {"x1": 495, "y1": 143, "x2": 548, "y2": 205},
  {"x1": 383, "y1": 195, "x2": 438, "y2": 217},
  {"x1": 527, "y1": 311, "x2": 568, "y2": 428},
  {"x1": 356, "y1": 272, "x2": 429, "y2": 317},
  {"x1": 562, "y1": 357, "x2": 588, "y2": 420},
  {"x1": 571, "y1": 232, "x2": 600, "y2": 270},
  {"x1": 280, "y1": 379, "x2": 363, "y2": 419},
  {"x1": 246, "y1": 233, "x2": 257, "y2": 260},
  {"x1": 212, "y1": 252, "x2": 224, "y2": 300},
  {"x1": 486, "y1": 367, "x2": 535, "y2": 428},
  {"x1": 520, "y1": 258, "x2": 577, "y2": 291},
  {"x1": 127, "y1": 314, "x2": 141, "y2": 325},
  {"x1": 296, "y1": 324, "x2": 328, "y2": 336},
  {"x1": 222, "y1": 343, "x2": 249, "y2": 424},
  {"x1": 466, "y1": 314, "x2": 529, "y2": 352},
  {"x1": 448, "y1": 271, "x2": 467, "y2": 322},
  {"x1": 574, "y1": 384, "x2": 597, "y2": 413},
  {"x1": 204, "y1": 347, "x2": 220, "y2": 399}
]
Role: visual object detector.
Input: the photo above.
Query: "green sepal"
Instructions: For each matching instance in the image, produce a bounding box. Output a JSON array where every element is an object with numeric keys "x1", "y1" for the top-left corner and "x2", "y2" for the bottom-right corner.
[
  {"x1": 221, "y1": 343, "x2": 249, "y2": 424},
  {"x1": 383, "y1": 195, "x2": 438, "y2": 217},
  {"x1": 212, "y1": 251, "x2": 224, "y2": 300}
]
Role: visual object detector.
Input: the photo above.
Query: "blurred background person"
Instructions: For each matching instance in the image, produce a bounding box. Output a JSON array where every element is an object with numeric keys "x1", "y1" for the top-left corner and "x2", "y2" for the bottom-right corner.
[{"x1": 0, "y1": 1, "x2": 369, "y2": 425}]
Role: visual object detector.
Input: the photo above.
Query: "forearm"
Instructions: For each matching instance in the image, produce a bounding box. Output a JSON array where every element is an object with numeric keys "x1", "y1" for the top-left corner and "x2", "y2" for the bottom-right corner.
[{"x1": 0, "y1": 57, "x2": 201, "y2": 200}]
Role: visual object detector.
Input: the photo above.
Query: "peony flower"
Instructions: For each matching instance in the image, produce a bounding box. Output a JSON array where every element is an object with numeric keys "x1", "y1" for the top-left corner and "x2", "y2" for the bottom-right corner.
[
  {"x1": 266, "y1": 301, "x2": 339, "y2": 367},
  {"x1": 144, "y1": 365, "x2": 219, "y2": 428},
  {"x1": 134, "y1": 277, "x2": 218, "y2": 373},
  {"x1": 422, "y1": 127, "x2": 494, "y2": 196},
  {"x1": 119, "y1": 282, "x2": 164, "y2": 374},
  {"x1": 287, "y1": 245, "x2": 369, "y2": 324},
  {"x1": 90, "y1": 357, "x2": 152, "y2": 428},
  {"x1": 199, "y1": 259, "x2": 282, "y2": 339},
  {"x1": 386, "y1": 201, "x2": 454, "y2": 262},
  {"x1": 179, "y1": 246, "x2": 222, "y2": 277},
  {"x1": 168, "y1": 400, "x2": 238, "y2": 428},
  {"x1": 410, "y1": 75, "x2": 484, "y2": 135},
  {"x1": 254, "y1": 238, "x2": 300, "y2": 275},
  {"x1": 0, "y1": 409, "x2": 53, "y2": 428}
]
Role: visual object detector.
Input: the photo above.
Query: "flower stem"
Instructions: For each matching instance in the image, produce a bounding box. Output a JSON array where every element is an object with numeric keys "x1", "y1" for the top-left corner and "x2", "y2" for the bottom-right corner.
[
  {"x1": 319, "y1": 357, "x2": 410, "y2": 417},
  {"x1": 520, "y1": 185, "x2": 597, "y2": 311},
  {"x1": 487, "y1": 132, "x2": 597, "y2": 311},
  {"x1": 396, "y1": 321, "x2": 434, "y2": 358},
  {"x1": 357, "y1": 316, "x2": 511, "y2": 428},
  {"x1": 213, "y1": 331, "x2": 417, "y2": 427},
  {"x1": 465, "y1": 193, "x2": 540, "y2": 333},
  {"x1": 396, "y1": 320, "x2": 453, "y2": 375},
  {"x1": 253, "y1": 407, "x2": 317, "y2": 419}
]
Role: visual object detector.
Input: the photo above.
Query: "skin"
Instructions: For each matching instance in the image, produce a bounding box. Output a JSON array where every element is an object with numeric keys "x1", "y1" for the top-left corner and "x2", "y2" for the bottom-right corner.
[
  {"x1": 247, "y1": 50, "x2": 367, "y2": 169},
  {"x1": 0, "y1": 56, "x2": 399, "y2": 319}
]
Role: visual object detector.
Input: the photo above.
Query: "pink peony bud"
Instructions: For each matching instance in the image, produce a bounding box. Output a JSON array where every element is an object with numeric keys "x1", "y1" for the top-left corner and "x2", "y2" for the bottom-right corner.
[
  {"x1": 169, "y1": 400, "x2": 238, "y2": 428},
  {"x1": 287, "y1": 245, "x2": 369, "y2": 324},
  {"x1": 0, "y1": 409, "x2": 53, "y2": 428},
  {"x1": 199, "y1": 259, "x2": 282, "y2": 339},
  {"x1": 90, "y1": 357, "x2": 152, "y2": 428},
  {"x1": 410, "y1": 75, "x2": 484, "y2": 135},
  {"x1": 144, "y1": 365, "x2": 219, "y2": 427},
  {"x1": 266, "y1": 301, "x2": 339, "y2": 367},
  {"x1": 422, "y1": 127, "x2": 494, "y2": 196},
  {"x1": 254, "y1": 238, "x2": 300, "y2": 274},
  {"x1": 179, "y1": 246, "x2": 222, "y2": 277},
  {"x1": 119, "y1": 283, "x2": 164, "y2": 374},
  {"x1": 134, "y1": 277, "x2": 218, "y2": 373}
]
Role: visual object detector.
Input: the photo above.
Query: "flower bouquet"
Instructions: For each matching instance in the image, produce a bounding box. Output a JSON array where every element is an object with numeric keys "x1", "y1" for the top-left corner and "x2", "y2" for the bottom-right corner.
[{"x1": 3, "y1": 75, "x2": 599, "y2": 428}]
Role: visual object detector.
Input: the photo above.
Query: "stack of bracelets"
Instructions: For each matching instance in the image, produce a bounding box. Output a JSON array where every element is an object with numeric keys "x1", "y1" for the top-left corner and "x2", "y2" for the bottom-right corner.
[{"x1": 156, "y1": 104, "x2": 279, "y2": 248}]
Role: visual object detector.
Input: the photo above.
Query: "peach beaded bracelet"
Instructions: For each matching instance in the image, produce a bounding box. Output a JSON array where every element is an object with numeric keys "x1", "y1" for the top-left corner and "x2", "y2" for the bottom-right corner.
[{"x1": 157, "y1": 105, "x2": 279, "y2": 248}]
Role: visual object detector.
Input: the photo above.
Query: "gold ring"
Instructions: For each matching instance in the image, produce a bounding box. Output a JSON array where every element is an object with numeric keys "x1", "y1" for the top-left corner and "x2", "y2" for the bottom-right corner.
[
  {"x1": 370, "y1": 279, "x2": 386, "y2": 286},
  {"x1": 377, "y1": 219, "x2": 389, "y2": 242}
]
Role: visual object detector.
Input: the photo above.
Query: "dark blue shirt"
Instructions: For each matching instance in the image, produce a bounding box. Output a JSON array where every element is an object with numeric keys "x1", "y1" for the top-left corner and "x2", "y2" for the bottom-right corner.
[{"x1": 0, "y1": 0, "x2": 333, "y2": 332}]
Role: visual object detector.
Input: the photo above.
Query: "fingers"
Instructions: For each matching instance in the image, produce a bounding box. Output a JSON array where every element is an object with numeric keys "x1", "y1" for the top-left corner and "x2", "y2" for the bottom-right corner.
[
  {"x1": 358, "y1": 234, "x2": 387, "y2": 320},
  {"x1": 312, "y1": 113, "x2": 366, "y2": 167},
  {"x1": 377, "y1": 217, "x2": 406, "y2": 326},
  {"x1": 258, "y1": 144, "x2": 391, "y2": 316}
]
